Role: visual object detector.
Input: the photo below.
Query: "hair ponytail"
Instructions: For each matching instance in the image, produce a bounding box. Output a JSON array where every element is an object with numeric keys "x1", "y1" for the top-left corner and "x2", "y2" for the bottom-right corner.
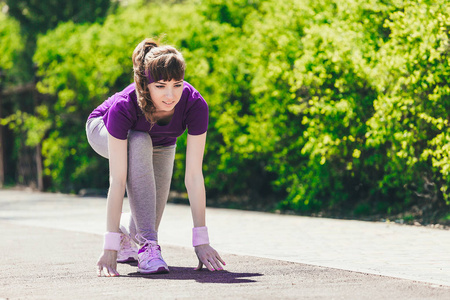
[
  {"x1": 132, "y1": 38, "x2": 159, "y2": 124},
  {"x1": 132, "y1": 38, "x2": 186, "y2": 124}
]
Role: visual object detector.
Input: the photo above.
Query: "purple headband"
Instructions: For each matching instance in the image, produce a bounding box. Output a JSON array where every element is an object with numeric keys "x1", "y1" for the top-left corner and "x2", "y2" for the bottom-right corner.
[{"x1": 146, "y1": 71, "x2": 156, "y2": 84}]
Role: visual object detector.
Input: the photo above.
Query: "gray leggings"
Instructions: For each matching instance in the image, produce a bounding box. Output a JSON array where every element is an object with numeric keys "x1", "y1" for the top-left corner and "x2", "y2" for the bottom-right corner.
[{"x1": 86, "y1": 117, "x2": 176, "y2": 244}]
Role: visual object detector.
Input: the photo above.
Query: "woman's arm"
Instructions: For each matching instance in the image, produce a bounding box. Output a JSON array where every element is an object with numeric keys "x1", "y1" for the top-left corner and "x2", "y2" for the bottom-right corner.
[
  {"x1": 185, "y1": 133, "x2": 207, "y2": 227},
  {"x1": 96, "y1": 133, "x2": 128, "y2": 277},
  {"x1": 106, "y1": 133, "x2": 128, "y2": 232},
  {"x1": 185, "y1": 132, "x2": 226, "y2": 271}
]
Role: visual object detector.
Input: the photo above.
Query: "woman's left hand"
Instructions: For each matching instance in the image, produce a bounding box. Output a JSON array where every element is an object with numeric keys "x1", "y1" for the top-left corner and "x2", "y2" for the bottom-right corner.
[{"x1": 194, "y1": 244, "x2": 226, "y2": 271}]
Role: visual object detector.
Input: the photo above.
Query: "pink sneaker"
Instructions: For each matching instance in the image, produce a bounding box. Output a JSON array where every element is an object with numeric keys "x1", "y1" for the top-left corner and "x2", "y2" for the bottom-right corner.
[
  {"x1": 137, "y1": 241, "x2": 169, "y2": 274},
  {"x1": 117, "y1": 233, "x2": 138, "y2": 263}
]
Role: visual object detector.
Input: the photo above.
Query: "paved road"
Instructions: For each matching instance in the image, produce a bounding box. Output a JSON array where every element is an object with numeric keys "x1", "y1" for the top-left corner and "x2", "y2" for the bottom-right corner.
[{"x1": 0, "y1": 189, "x2": 449, "y2": 299}]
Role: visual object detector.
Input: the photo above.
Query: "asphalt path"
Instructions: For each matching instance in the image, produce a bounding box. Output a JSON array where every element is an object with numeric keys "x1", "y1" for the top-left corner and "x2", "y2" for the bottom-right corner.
[{"x1": 0, "y1": 189, "x2": 449, "y2": 299}]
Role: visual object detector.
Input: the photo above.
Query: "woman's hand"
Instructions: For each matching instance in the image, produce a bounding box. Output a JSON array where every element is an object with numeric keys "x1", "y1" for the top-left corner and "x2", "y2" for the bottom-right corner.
[
  {"x1": 194, "y1": 244, "x2": 226, "y2": 271},
  {"x1": 97, "y1": 250, "x2": 119, "y2": 277}
]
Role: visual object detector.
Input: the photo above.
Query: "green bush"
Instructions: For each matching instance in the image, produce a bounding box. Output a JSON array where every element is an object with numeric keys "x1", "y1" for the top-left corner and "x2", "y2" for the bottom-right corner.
[
  {"x1": 366, "y1": 0, "x2": 450, "y2": 209},
  {"x1": 0, "y1": 11, "x2": 23, "y2": 71},
  {"x1": 27, "y1": 0, "x2": 450, "y2": 219}
]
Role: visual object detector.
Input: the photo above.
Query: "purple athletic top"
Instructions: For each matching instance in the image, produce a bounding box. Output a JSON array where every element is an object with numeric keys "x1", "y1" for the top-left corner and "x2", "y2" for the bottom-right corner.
[{"x1": 88, "y1": 81, "x2": 208, "y2": 147}]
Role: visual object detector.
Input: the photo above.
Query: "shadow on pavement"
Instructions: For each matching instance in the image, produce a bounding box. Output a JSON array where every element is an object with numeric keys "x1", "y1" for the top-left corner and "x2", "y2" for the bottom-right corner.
[{"x1": 124, "y1": 266, "x2": 263, "y2": 283}]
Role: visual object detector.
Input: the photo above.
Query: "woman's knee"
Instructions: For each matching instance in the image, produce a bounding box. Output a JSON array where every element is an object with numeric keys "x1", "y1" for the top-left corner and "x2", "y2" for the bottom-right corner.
[
  {"x1": 86, "y1": 118, "x2": 109, "y2": 158},
  {"x1": 128, "y1": 130, "x2": 153, "y2": 153}
]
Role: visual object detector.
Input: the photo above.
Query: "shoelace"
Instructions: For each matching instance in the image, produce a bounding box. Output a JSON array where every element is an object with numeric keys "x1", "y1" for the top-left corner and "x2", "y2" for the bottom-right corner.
[
  {"x1": 139, "y1": 242, "x2": 162, "y2": 262},
  {"x1": 120, "y1": 234, "x2": 133, "y2": 251}
]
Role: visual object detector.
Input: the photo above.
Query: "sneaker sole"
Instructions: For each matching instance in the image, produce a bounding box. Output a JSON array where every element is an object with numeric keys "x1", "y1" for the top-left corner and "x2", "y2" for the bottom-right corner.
[
  {"x1": 117, "y1": 257, "x2": 138, "y2": 263},
  {"x1": 138, "y1": 266, "x2": 169, "y2": 274}
]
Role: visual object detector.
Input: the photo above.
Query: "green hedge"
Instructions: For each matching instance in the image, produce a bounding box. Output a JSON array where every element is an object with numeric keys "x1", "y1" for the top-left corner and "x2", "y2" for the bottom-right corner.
[
  {"x1": 0, "y1": 13, "x2": 23, "y2": 71},
  {"x1": 29, "y1": 0, "x2": 450, "y2": 218}
]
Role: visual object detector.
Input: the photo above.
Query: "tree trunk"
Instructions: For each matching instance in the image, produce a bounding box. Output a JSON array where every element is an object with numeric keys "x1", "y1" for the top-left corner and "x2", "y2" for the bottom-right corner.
[
  {"x1": 0, "y1": 92, "x2": 4, "y2": 188},
  {"x1": 36, "y1": 143, "x2": 43, "y2": 191},
  {"x1": 32, "y1": 76, "x2": 43, "y2": 191},
  {"x1": 0, "y1": 67, "x2": 4, "y2": 188}
]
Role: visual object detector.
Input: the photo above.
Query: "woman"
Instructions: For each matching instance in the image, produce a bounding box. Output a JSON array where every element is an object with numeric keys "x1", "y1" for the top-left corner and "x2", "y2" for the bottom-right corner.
[{"x1": 86, "y1": 38, "x2": 225, "y2": 276}]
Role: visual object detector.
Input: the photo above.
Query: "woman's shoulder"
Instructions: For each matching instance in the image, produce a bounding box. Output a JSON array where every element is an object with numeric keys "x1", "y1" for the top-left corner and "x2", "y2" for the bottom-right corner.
[
  {"x1": 111, "y1": 83, "x2": 139, "y2": 108},
  {"x1": 115, "y1": 83, "x2": 137, "y2": 102},
  {"x1": 181, "y1": 81, "x2": 209, "y2": 135},
  {"x1": 182, "y1": 81, "x2": 207, "y2": 106},
  {"x1": 88, "y1": 83, "x2": 137, "y2": 119},
  {"x1": 106, "y1": 83, "x2": 141, "y2": 119}
]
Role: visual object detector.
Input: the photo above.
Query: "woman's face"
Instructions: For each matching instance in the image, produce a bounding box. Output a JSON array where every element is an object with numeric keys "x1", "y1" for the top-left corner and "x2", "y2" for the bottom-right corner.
[{"x1": 148, "y1": 79, "x2": 184, "y2": 112}]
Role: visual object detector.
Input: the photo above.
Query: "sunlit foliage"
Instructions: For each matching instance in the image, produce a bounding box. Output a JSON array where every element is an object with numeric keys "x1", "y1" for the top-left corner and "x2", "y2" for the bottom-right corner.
[{"x1": 28, "y1": 0, "x2": 450, "y2": 217}]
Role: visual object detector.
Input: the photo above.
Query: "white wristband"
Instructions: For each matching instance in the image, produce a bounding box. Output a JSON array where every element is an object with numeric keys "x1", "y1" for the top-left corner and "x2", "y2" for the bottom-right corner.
[
  {"x1": 193, "y1": 226, "x2": 210, "y2": 247},
  {"x1": 103, "y1": 232, "x2": 121, "y2": 251}
]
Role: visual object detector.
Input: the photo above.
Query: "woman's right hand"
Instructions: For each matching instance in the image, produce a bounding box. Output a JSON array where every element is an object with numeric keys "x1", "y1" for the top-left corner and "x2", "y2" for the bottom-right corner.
[{"x1": 97, "y1": 250, "x2": 119, "y2": 277}]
